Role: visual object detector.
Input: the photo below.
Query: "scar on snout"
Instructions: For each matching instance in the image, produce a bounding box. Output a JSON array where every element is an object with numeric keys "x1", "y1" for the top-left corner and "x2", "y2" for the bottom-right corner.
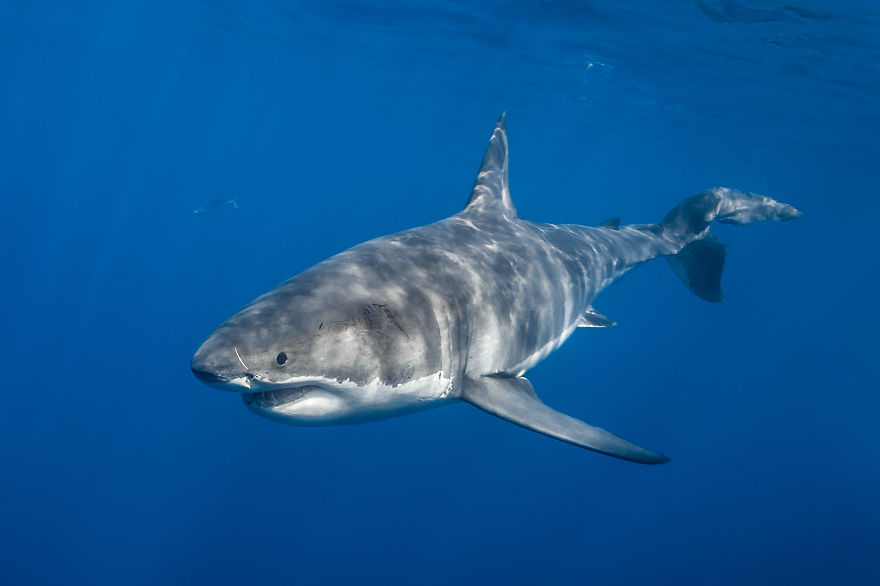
[{"x1": 233, "y1": 346, "x2": 249, "y2": 370}]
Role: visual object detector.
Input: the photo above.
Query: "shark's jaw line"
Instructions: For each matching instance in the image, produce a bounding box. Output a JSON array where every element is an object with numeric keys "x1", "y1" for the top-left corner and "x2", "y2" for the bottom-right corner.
[
  {"x1": 242, "y1": 386, "x2": 308, "y2": 408},
  {"x1": 238, "y1": 373, "x2": 454, "y2": 425}
]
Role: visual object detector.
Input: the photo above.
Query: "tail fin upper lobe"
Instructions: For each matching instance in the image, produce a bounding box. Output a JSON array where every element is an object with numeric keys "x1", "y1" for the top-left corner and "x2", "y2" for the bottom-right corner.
[{"x1": 661, "y1": 187, "x2": 802, "y2": 302}]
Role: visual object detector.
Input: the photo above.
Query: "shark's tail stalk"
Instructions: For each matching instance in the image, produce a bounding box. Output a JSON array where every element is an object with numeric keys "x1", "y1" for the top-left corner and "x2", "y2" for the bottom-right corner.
[{"x1": 661, "y1": 187, "x2": 803, "y2": 302}]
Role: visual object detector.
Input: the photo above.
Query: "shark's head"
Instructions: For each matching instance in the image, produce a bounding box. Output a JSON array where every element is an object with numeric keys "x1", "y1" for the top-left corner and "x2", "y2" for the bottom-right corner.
[{"x1": 190, "y1": 267, "x2": 449, "y2": 424}]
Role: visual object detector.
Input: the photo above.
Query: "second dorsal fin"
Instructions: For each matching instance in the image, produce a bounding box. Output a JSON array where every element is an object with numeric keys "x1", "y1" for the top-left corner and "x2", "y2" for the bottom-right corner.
[
  {"x1": 601, "y1": 217, "x2": 621, "y2": 229},
  {"x1": 463, "y1": 113, "x2": 517, "y2": 218}
]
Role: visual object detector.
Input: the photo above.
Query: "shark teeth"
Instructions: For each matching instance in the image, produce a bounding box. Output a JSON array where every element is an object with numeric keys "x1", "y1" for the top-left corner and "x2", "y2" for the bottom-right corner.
[{"x1": 243, "y1": 388, "x2": 305, "y2": 407}]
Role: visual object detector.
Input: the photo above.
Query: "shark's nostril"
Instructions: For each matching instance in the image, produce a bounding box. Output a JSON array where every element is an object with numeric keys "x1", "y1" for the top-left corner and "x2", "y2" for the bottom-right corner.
[{"x1": 191, "y1": 367, "x2": 227, "y2": 385}]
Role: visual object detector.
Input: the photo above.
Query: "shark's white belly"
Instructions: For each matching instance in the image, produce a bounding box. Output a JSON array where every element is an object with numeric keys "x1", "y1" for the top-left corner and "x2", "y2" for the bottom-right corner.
[{"x1": 244, "y1": 372, "x2": 455, "y2": 425}]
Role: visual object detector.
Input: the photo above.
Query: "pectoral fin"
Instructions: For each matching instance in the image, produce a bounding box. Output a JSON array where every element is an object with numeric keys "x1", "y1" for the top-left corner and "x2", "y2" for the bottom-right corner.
[
  {"x1": 578, "y1": 308, "x2": 616, "y2": 328},
  {"x1": 461, "y1": 375, "x2": 669, "y2": 464}
]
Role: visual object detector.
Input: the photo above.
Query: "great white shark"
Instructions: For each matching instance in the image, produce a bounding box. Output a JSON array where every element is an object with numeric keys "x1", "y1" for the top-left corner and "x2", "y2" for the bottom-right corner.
[{"x1": 191, "y1": 115, "x2": 801, "y2": 464}]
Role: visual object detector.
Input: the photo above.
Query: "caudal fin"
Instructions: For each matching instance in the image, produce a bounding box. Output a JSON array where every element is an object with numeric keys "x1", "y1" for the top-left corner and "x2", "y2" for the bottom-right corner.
[{"x1": 661, "y1": 187, "x2": 802, "y2": 302}]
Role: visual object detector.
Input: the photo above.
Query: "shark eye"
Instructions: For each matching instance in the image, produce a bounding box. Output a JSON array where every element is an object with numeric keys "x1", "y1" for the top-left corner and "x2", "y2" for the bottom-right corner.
[{"x1": 276, "y1": 352, "x2": 287, "y2": 366}]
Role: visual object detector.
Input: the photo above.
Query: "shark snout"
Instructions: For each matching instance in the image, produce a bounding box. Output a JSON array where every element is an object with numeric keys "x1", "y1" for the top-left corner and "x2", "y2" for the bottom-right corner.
[
  {"x1": 190, "y1": 355, "x2": 256, "y2": 391},
  {"x1": 189, "y1": 352, "x2": 231, "y2": 388},
  {"x1": 190, "y1": 342, "x2": 251, "y2": 391},
  {"x1": 190, "y1": 363, "x2": 228, "y2": 385}
]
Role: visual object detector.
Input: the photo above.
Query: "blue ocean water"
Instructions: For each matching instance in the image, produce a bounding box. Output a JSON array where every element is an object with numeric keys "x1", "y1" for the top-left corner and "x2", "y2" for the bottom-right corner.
[{"x1": 1, "y1": 1, "x2": 878, "y2": 584}]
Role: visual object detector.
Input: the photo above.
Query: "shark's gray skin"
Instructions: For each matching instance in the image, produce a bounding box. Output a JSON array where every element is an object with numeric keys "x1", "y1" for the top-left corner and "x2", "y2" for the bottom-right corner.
[{"x1": 191, "y1": 115, "x2": 801, "y2": 464}]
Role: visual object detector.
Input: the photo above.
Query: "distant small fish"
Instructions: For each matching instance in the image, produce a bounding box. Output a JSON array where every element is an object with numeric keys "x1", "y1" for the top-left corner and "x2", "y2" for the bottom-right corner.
[{"x1": 193, "y1": 195, "x2": 239, "y2": 215}]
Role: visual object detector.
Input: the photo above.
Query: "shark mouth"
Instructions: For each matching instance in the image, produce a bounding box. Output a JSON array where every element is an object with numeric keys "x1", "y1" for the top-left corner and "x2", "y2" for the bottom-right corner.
[{"x1": 242, "y1": 387, "x2": 307, "y2": 407}]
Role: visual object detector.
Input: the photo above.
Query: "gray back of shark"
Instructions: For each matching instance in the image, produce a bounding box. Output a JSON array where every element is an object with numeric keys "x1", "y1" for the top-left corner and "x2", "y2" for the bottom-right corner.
[{"x1": 191, "y1": 115, "x2": 802, "y2": 464}]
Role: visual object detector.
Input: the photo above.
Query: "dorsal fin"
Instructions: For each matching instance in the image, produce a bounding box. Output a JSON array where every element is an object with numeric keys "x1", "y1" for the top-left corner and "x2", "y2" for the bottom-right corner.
[
  {"x1": 463, "y1": 113, "x2": 517, "y2": 218},
  {"x1": 601, "y1": 217, "x2": 621, "y2": 229}
]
